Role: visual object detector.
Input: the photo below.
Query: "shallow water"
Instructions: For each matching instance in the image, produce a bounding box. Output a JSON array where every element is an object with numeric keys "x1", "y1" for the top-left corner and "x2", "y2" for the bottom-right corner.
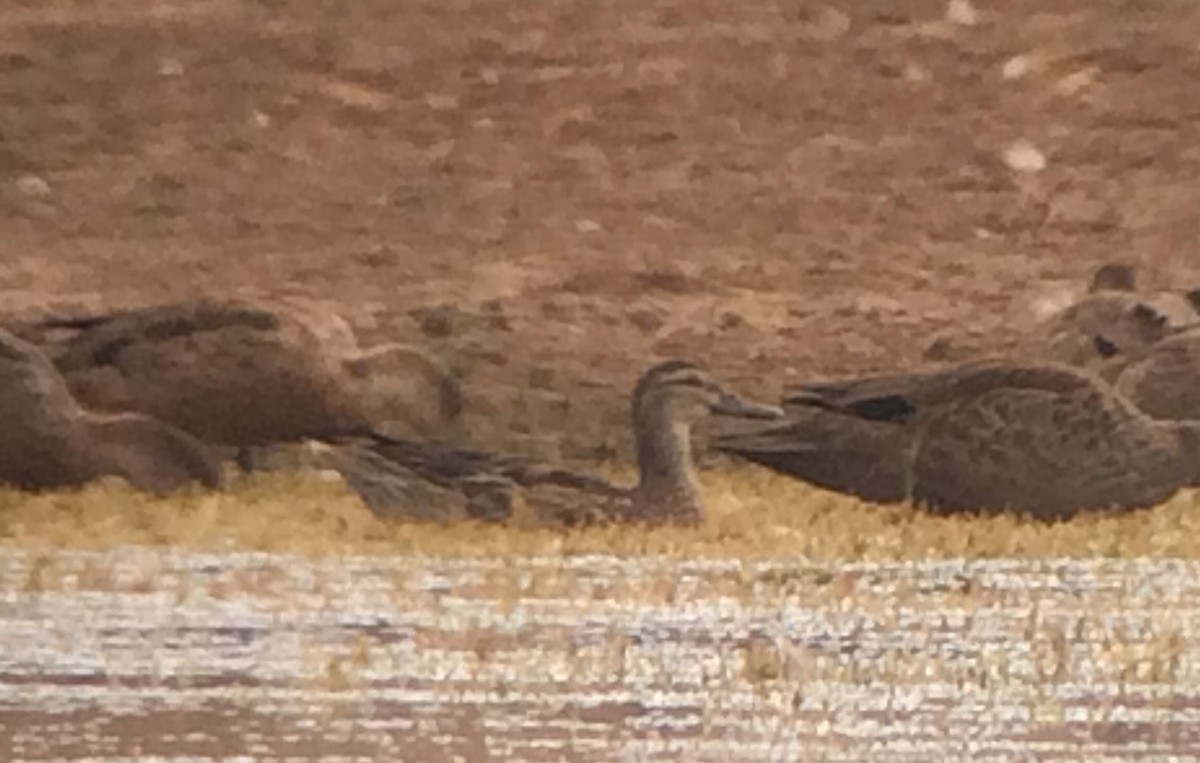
[{"x1": 1, "y1": 548, "x2": 1199, "y2": 761}]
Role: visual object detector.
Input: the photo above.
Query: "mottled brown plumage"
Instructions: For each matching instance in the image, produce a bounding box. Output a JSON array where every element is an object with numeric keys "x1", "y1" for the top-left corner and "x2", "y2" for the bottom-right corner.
[
  {"x1": 309, "y1": 361, "x2": 782, "y2": 525},
  {"x1": 264, "y1": 440, "x2": 510, "y2": 522},
  {"x1": 1028, "y1": 265, "x2": 1200, "y2": 421},
  {"x1": 1034, "y1": 291, "x2": 1174, "y2": 370},
  {"x1": 717, "y1": 361, "x2": 1200, "y2": 519},
  {"x1": 1031, "y1": 264, "x2": 1200, "y2": 370},
  {"x1": 0, "y1": 328, "x2": 220, "y2": 493},
  {"x1": 1101, "y1": 329, "x2": 1200, "y2": 421},
  {"x1": 5, "y1": 299, "x2": 459, "y2": 448}
]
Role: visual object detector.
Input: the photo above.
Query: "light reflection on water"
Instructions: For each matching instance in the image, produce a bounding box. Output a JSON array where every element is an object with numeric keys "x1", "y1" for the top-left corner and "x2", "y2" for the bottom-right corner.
[{"x1": 1, "y1": 548, "x2": 1198, "y2": 761}]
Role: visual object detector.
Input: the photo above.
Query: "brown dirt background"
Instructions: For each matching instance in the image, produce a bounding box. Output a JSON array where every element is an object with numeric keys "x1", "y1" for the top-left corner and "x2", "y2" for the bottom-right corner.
[{"x1": 4, "y1": 0, "x2": 1200, "y2": 463}]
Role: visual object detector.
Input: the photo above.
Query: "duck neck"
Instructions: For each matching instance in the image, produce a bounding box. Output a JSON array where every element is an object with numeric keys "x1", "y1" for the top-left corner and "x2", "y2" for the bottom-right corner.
[{"x1": 632, "y1": 404, "x2": 701, "y2": 522}]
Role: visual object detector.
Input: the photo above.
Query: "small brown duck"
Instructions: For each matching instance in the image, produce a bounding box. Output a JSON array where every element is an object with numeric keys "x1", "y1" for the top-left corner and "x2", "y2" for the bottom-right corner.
[
  {"x1": 1084, "y1": 263, "x2": 1199, "y2": 322},
  {"x1": 1031, "y1": 263, "x2": 1200, "y2": 369},
  {"x1": 1026, "y1": 265, "x2": 1200, "y2": 421},
  {"x1": 0, "y1": 328, "x2": 220, "y2": 493},
  {"x1": 717, "y1": 360, "x2": 1200, "y2": 520},
  {"x1": 3, "y1": 298, "x2": 460, "y2": 454},
  {"x1": 307, "y1": 360, "x2": 783, "y2": 525}
]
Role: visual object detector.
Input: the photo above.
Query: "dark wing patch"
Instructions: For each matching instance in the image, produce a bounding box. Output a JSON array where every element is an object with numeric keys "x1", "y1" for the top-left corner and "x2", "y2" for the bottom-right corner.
[
  {"x1": 368, "y1": 432, "x2": 626, "y2": 498},
  {"x1": 785, "y1": 362, "x2": 1099, "y2": 421},
  {"x1": 843, "y1": 393, "x2": 917, "y2": 422}
]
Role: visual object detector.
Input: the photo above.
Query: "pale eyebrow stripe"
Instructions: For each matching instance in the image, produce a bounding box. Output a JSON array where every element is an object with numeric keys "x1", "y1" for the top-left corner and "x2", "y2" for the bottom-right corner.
[{"x1": 660, "y1": 371, "x2": 708, "y2": 388}]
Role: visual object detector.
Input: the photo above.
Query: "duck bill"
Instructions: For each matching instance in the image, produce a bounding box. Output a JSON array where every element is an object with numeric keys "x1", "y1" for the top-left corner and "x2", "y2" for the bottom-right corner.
[{"x1": 711, "y1": 392, "x2": 785, "y2": 420}]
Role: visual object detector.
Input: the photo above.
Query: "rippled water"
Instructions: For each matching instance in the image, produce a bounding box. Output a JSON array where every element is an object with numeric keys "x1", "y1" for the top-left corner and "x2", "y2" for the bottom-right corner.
[{"x1": 1, "y1": 548, "x2": 1198, "y2": 761}]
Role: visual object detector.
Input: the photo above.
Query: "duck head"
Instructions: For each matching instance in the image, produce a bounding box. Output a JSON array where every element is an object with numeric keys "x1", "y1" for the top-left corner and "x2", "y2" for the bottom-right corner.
[
  {"x1": 626, "y1": 360, "x2": 780, "y2": 523},
  {"x1": 631, "y1": 360, "x2": 783, "y2": 426}
]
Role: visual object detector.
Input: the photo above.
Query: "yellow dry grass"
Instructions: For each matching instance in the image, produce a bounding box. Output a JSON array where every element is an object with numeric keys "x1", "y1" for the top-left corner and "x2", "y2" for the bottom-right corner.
[{"x1": 0, "y1": 466, "x2": 1198, "y2": 560}]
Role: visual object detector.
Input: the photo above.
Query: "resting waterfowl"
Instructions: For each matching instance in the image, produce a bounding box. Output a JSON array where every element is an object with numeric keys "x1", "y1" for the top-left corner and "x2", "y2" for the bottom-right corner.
[
  {"x1": 1083, "y1": 263, "x2": 1200, "y2": 322},
  {"x1": 0, "y1": 328, "x2": 220, "y2": 493},
  {"x1": 716, "y1": 360, "x2": 1200, "y2": 520},
  {"x1": 1031, "y1": 263, "x2": 1200, "y2": 368},
  {"x1": 304, "y1": 360, "x2": 783, "y2": 525},
  {"x1": 1029, "y1": 267, "x2": 1200, "y2": 420},
  {"x1": 3, "y1": 298, "x2": 460, "y2": 452}
]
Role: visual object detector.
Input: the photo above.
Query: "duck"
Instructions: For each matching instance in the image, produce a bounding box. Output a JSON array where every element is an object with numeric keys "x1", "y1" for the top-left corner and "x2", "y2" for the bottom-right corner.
[
  {"x1": 715, "y1": 360, "x2": 1200, "y2": 520},
  {"x1": 1077, "y1": 263, "x2": 1199, "y2": 325},
  {"x1": 1030, "y1": 263, "x2": 1200, "y2": 369},
  {"x1": 1023, "y1": 266, "x2": 1200, "y2": 420},
  {"x1": 0, "y1": 327, "x2": 220, "y2": 493},
  {"x1": 2, "y1": 298, "x2": 461, "y2": 460},
  {"x1": 298, "y1": 360, "x2": 783, "y2": 525}
]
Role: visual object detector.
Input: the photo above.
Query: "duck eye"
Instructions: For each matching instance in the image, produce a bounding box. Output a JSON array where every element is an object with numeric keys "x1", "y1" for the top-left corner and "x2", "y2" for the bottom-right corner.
[{"x1": 1093, "y1": 335, "x2": 1119, "y2": 358}]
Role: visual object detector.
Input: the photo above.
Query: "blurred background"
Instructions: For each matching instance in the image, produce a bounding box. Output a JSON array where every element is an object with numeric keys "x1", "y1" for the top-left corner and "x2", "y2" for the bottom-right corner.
[{"x1": 4, "y1": 0, "x2": 1200, "y2": 462}]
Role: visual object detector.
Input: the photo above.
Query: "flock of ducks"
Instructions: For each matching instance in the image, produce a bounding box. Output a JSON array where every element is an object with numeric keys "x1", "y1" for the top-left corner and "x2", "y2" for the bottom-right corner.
[
  {"x1": 0, "y1": 300, "x2": 783, "y2": 526},
  {"x1": 719, "y1": 263, "x2": 1200, "y2": 519},
  {"x1": 2, "y1": 262, "x2": 1199, "y2": 526}
]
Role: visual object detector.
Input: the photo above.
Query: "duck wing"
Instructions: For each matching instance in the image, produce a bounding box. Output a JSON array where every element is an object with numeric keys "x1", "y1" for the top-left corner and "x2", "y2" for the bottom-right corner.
[
  {"x1": 787, "y1": 362, "x2": 1102, "y2": 421},
  {"x1": 29, "y1": 301, "x2": 282, "y2": 371},
  {"x1": 714, "y1": 403, "x2": 914, "y2": 503},
  {"x1": 368, "y1": 433, "x2": 626, "y2": 497},
  {"x1": 14, "y1": 300, "x2": 368, "y2": 445},
  {"x1": 718, "y1": 362, "x2": 1136, "y2": 509},
  {"x1": 295, "y1": 434, "x2": 626, "y2": 524}
]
